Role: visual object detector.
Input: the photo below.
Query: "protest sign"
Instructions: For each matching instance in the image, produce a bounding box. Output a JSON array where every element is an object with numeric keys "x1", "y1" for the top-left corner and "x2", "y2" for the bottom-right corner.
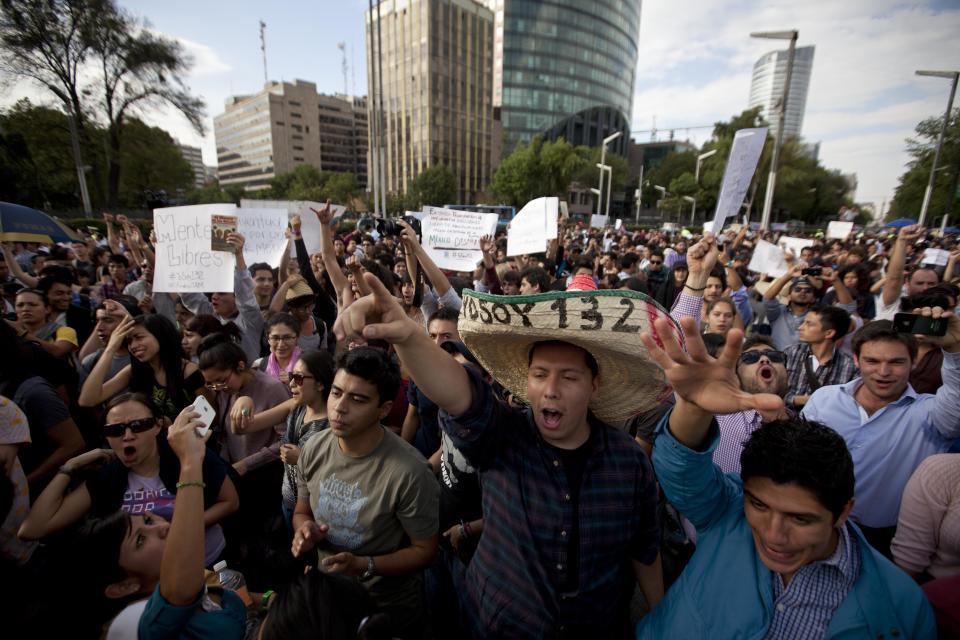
[
  {"x1": 211, "y1": 215, "x2": 236, "y2": 252},
  {"x1": 707, "y1": 127, "x2": 768, "y2": 236},
  {"x1": 922, "y1": 248, "x2": 950, "y2": 266},
  {"x1": 153, "y1": 204, "x2": 236, "y2": 293},
  {"x1": 240, "y1": 199, "x2": 345, "y2": 256},
  {"x1": 236, "y1": 208, "x2": 289, "y2": 267},
  {"x1": 779, "y1": 236, "x2": 814, "y2": 258},
  {"x1": 590, "y1": 214, "x2": 609, "y2": 229},
  {"x1": 747, "y1": 239, "x2": 789, "y2": 278},
  {"x1": 420, "y1": 207, "x2": 498, "y2": 272},
  {"x1": 507, "y1": 198, "x2": 548, "y2": 256},
  {"x1": 615, "y1": 219, "x2": 622, "y2": 230},
  {"x1": 826, "y1": 221, "x2": 854, "y2": 240}
]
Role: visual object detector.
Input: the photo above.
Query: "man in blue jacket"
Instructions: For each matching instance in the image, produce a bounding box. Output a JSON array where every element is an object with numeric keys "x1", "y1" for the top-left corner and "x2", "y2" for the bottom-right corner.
[{"x1": 636, "y1": 316, "x2": 935, "y2": 639}]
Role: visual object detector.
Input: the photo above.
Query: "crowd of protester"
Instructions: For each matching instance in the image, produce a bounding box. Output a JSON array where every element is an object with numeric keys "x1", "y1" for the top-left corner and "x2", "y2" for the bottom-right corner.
[{"x1": 1, "y1": 205, "x2": 959, "y2": 639}]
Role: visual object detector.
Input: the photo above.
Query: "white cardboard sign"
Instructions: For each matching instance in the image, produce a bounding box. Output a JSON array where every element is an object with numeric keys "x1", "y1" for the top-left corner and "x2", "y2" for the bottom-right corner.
[
  {"x1": 153, "y1": 204, "x2": 236, "y2": 293},
  {"x1": 922, "y1": 248, "x2": 950, "y2": 266},
  {"x1": 421, "y1": 207, "x2": 497, "y2": 272},
  {"x1": 507, "y1": 198, "x2": 550, "y2": 256},
  {"x1": 240, "y1": 199, "x2": 345, "y2": 257},
  {"x1": 779, "y1": 236, "x2": 814, "y2": 258},
  {"x1": 708, "y1": 128, "x2": 768, "y2": 236},
  {"x1": 747, "y1": 238, "x2": 789, "y2": 278},
  {"x1": 236, "y1": 208, "x2": 290, "y2": 268},
  {"x1": 590, "y1": 214, "x2": 609, "y2": 229},
  {"x1": 826, "y1": 221, "x2": 854, "y2": 240}
]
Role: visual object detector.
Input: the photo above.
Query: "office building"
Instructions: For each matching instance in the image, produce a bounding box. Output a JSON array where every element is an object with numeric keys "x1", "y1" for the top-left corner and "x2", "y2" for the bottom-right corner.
[
  {"x1": 487, "y1": 0, "x2": 641, "y2": 155},
  {"x1": 748, "y1": 45, "x2": 815, "y2": 140},
  {"x1": 215, "y1": 80, "x2": 368, "y2": 191},
  {"x1": 366, "y1": 0, "x2": 495, "y2": 203},
  {"x1": 177, "y1": 143, "x2": 207, "y2": 188}
]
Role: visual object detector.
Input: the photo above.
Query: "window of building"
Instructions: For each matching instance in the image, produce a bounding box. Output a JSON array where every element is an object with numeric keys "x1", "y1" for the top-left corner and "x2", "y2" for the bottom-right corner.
[{"x1": 291, "y1": 112, "x2": 302, "y2": 118}]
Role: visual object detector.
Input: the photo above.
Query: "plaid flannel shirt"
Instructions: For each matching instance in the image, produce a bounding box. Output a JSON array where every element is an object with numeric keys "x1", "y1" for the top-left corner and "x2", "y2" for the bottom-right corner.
[{"x1": 783, "y1": 342, "x2": 858, "y2": 409}]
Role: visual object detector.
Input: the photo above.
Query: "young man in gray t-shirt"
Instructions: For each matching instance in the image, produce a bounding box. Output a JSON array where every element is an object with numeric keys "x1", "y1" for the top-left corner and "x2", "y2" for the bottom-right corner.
[{"x1": 292, "y1": 346, "x2": 439, "y2": 637}]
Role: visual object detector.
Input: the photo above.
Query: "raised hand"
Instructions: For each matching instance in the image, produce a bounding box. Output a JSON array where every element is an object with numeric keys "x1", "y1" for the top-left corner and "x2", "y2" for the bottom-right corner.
[
  {"x1": 105, "y1": 315, "x2": 136, "y2": 354},
  {"x1": 309, "y1": 199, "x2": 334, "y2": 226},
  {"x1": 225, "y1": 231, "x2": 245, "y2": 255},
  {"x1": 292, "y1": 520, "x2": 328, "y2": 557},
  {"x1": 168, "y1": 407, "x2": 210, "y2": 464},
  {"x1": 334, "y1": 272, "x2": 419, "y2": 345},
  {"x1": 897, "y1": 224, "x2": 925, "y2": 244},
  {"x1": 641, "y1": 317, "x2": 785, "y2": 421},
  {"x1": 913, "y1": 307, "x2": 959, "y2": 352},
  {"x1": 685, "y1": 233, "x2": 718, "y2": 282}
]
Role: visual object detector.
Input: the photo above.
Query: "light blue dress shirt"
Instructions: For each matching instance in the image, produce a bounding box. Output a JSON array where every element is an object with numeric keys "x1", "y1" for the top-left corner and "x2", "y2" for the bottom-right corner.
[{"x1": 802, "y1": 349, "x2": 960, "y2": 528}]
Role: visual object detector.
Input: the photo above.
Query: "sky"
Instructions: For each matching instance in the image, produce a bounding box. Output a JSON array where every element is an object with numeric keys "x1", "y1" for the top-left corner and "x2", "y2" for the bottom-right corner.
[{"x1": 3, "y1": 0, "x2": 959, "y2": 214}]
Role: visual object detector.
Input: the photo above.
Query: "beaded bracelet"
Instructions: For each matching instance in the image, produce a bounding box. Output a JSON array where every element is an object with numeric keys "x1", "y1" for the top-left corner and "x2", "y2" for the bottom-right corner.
[
  {"x1": 683, "y1": 283, "x2": 707, "y2": 292},
  {"x1": 176, "y1": 479, "x2": 206, "y2": 490}
]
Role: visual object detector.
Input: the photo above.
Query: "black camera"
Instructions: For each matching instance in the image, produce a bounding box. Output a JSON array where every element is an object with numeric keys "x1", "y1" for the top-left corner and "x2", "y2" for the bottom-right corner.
[
  {"x1": 801, "y1": 267, "x2": 822, "y2": 277},
  {"x1": 376, "y1": 216, "x2": 422, "y2": 237}
]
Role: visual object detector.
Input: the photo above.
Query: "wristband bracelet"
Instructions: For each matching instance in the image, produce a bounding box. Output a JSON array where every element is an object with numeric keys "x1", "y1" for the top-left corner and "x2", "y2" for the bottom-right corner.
[
  {"x1": 261, "y1": 590, "x2": 275, "y2": 612},
  {"x1": 683, "y1": 283, "x2": 707, "y2": 292},
  {"x1": 175, "y1": 480, "x2": 206, "y2": 490}
]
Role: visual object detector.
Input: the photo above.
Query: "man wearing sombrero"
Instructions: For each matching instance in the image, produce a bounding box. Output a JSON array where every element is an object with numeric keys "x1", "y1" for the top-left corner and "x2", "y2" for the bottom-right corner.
[{"x1": 334, "y1": 235, "x2": 716, "y2": 636}]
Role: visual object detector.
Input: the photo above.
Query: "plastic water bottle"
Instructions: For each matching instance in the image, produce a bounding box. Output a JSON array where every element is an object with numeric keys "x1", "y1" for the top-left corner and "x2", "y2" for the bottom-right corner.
[{"x1": 213, "y1": 560, "x2": 253, "y2": 606}]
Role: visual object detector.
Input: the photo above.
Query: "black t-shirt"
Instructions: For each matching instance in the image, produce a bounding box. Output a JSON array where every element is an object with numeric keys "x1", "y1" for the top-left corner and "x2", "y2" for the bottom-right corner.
[{"x1": 545, "y1": 436, "x2": 592, "y2": 593}]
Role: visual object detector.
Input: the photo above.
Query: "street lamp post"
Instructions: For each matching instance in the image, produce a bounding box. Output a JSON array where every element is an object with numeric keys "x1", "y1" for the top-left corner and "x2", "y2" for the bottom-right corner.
[
  {"x1": 751, "y1": 29, "x2": 799, "y2": 231},
  {"x1": 916, "y1": 70, "x2": 959, "y2": 227},
  {"x1": 654, "y1": 185, "x2": 668, "y2": 218},
  {"x1": 692, "y1": 149, "x2": 717, "y2": 226},
  {"x1": 597, "y1": 131, "x2": 623, "y2": 216},
  {"x1": 682, "y1": 196, "x2": 696, "y2": 224},
  {"x1": 596, "y1": 163, "x2": 613, "y2": 219}
]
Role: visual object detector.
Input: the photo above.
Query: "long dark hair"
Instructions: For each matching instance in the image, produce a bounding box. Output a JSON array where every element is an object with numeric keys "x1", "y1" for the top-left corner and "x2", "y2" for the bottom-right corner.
[
  {"x1": 299, "y1": 349, "x2": 335, "y2": 403},
  {"x1": 655, "y1": 261, "x2": 687, "y2": 309},
  {"x1": 128, "y1": 314, "x2": 186, "y2": 403}
]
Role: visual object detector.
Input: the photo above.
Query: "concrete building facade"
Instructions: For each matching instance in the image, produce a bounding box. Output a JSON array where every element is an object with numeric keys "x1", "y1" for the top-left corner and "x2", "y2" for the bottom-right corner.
[
  {"x1": 748, "y1": 45, "x2": 815, "y2": 141},
  {"x1": 365, "y1": 0, "x2": 495, "y2": 204},
  {"x1": 177, "y1": 143, "x2": 207, "y2": 188},
  {"x1": 215, "y1": 80, "x2": 368, "y2": 191}
]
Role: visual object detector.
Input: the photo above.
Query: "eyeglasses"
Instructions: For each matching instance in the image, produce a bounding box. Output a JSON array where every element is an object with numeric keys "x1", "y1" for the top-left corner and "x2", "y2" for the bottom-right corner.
[
  {"x1": 289, "y1": 372, "x2": 315, "y2": 386},
  {"x1": 268, "y1": 334, "x2": 297, "y2": 344},
  {"x1": 204, "y1": 377, "x2": 232, "y2": 391},
  {"x1": 739, "y1": 350, "x2": 786, "y2": 365},
  {"x1": 103, "y1": 417, "x2": 156, "y2": 438}
]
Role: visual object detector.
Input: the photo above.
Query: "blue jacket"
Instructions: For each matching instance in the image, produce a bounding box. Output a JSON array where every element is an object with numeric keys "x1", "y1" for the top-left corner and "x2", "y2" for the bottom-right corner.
[{"x1": 638, "y1": 416, "x2": 936, "y2": 639}]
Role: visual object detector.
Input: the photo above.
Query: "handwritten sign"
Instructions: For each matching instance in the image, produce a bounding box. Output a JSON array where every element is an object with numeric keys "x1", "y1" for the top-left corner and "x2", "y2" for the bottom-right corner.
[
  {"x1": 590, "y1": 214, "x2": 609, "y2": 229},
  {"x1": 708, "y1": 128, "x2": 768, "y2": 235},
  {"x1": 747, "y1": 238, "x2": 789, "y2": 278},
  {"x1": 507, "y1": 198, "x2": 549, "y2": 257},
  {"x1": 153, "y1": 204, "x2": 235, "y2": 293},
  {"x1": 779, "y1": 236, "x2": 814, "y2": 258},
  {"x1": 240, "y1": 199, "x2": 345, "y2": 257},
  {"x1": 922, "y1": 248, "x2": 950, "y2": 266},
  {"x1": 826, "y1": 220, "x2": 853, "y2": 240},
  {"x1": 237, "y1": 208, "x2": 289, "y2": 267},
  {"x1": 420, "y1": 207, "x2": 497, "y2": 272}
]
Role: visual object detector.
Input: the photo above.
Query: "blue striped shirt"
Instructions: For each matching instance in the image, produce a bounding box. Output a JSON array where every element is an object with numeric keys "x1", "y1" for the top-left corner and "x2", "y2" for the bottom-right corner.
[{"x1": 765, "y1": 524, "x2": 861, "y2": 640}]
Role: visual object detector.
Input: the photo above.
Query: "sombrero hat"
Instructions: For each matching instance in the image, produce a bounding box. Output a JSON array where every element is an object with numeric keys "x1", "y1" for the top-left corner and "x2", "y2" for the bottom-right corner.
[{"x1": 458, "y1": 289, "x2": 681, "y2": 424}]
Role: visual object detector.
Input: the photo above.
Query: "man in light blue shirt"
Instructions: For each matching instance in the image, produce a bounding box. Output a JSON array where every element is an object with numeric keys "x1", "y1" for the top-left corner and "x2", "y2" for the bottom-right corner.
[{"x1": 802, "y1": 314, "x2": 960, "y2": 554}]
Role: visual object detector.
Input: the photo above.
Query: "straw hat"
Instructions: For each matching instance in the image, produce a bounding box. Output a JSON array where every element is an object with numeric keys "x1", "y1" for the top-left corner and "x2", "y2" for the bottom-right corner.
[
  {"x1": 285, "y1": 279, "x2": 314, "y2": 305},
  {"x1": 459, "y1": 289, "x2": 680, "y2": 424}
]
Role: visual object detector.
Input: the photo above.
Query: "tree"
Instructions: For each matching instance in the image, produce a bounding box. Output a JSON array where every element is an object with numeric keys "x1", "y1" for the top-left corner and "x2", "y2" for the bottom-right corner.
[
  {"x1": 0, "y1": 0, "x2": 204, "y2": 208},
  {"x1": 889, "y1": 108, "x2": 959, "y2": 224},
  {"x1": 0, "y1": 98, "x2": 192, "y2": 211},
  {"x1": 405, "y1": 165, "x2": 457, "y2": 209},
  {"x1": 489, "y1": 136, "x2": 592, "y2": 206}
]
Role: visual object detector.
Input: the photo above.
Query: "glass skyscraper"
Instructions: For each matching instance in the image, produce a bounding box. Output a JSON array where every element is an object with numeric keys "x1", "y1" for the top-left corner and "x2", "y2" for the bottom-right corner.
[
  {"x1": 748, "y1": 45, "x2": 815, "y2": 141},
  {"x1": 489, "y1": 0, "x2": 641, "y2": 155}
]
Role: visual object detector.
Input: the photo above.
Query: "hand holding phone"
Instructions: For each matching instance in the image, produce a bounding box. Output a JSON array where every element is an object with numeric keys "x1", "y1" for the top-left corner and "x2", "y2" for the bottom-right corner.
[
  {"x1": 893, "y1": 313, "x2": 948, "y2": 337},
  {"x1": 192, "y1": 395, "x2": 216, "y2": 437}
]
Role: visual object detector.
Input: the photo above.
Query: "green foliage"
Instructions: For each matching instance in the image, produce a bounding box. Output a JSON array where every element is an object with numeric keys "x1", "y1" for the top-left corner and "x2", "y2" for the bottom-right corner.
[
  {"x1": 889, "y1": 108, "x2": 960, "y2": 224},
  {"x1": 1, "y1": 0, "x2": 205, "y2": 208},
  {"x1": 490, "y1": 137, "x2": 594, "y2": 206},
  {"x1": 0, "y1": 99, "x2": 193, "y2": 211},
  {"x1": 249, "y1": 165, "x2": 360, "y2": 205},
  {"x1": 405, "y1": 165, "x2": 457, "y2": 209},
  {"x1": 643, "y1": 107, "x2": 854, "y2": 225}
]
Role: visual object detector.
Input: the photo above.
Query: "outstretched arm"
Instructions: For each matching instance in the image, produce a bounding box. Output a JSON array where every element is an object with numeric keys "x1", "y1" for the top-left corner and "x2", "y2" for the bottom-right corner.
[
  {"x1": 335, "y1": 273, "x2": 472, "y2": 417},
  {"x1": 882, "y1": 224, "x2": 924, "y2": 307}
]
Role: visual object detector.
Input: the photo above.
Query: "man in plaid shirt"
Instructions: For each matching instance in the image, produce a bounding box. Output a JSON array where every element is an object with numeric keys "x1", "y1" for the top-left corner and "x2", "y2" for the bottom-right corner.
[{"x1": 783, "y1": 305, "x2": 858, "y2": 411}]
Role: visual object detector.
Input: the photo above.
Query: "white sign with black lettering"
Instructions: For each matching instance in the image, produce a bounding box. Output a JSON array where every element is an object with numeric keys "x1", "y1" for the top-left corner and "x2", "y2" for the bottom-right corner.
[
  {"x1": 153, "y1": 204, "x2": 236, "y2": 293},
  {"x1": 421, "y1": 207, "x2": 498, "y2": 272}
]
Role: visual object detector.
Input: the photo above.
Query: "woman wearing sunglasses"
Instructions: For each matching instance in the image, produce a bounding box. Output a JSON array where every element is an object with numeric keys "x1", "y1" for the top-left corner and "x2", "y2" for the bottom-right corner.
[
  {"x1": 231, "y1": 349, "x2": 335, "y2": 532},
  {"x1": 19, "y1": 392, "x2": 238, "y2": 567}
]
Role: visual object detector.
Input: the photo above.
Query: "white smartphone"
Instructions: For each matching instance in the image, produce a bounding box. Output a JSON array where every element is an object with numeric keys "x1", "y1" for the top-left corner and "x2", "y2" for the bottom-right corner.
[{"x1": 192, "y1": 395, "x2": 216, "y2": 437}]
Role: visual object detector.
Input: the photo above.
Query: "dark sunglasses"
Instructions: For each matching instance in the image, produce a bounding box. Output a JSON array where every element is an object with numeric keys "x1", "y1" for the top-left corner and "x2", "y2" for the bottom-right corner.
[
  {"x1": 289, "y1": 372, "x2": 315, "y2": 386},
  {"x1": 103, "y1": 417, "x2": 156, "y2": 438},
  {"x1": 793, "y1": 287, "x2": 814, "y2": 294},
  {"x1": 740, "y1": 350, "x2": 786, "y2": 365}
]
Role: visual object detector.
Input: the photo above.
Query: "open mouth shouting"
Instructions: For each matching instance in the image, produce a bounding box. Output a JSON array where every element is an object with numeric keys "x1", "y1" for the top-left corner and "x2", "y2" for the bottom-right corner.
[{"x1": 541, "y1": 408, "x2": 563, "y2": 430}]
